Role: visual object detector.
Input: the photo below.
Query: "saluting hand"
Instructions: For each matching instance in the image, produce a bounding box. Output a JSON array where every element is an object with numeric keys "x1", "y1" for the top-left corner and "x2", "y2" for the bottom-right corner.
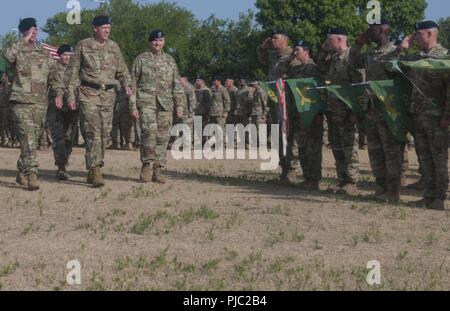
[{"x1": 400, "y1": 34, "x2": 415, "y2": 50}]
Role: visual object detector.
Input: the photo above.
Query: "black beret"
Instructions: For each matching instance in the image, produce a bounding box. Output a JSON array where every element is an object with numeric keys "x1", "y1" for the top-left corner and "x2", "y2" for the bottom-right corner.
[
  {"x1": 213, "y1": 75, "x2": 224, "y2": 82},
  {"x1": 57, "y1": 44, "x2": 74, "y2": 55},
  {"x1": 271, "y1": 29, "x2": 289, "y2": 38},
  {"x1": 92, "y1": 15, "x2": 111, "y2": 26},
  {"x1": 18, "y1": 17, "x2": 37, "y2": 33},
  {"x1": 294, "y1": 40, "x2": 310, "y2": 49},
  {"x1": 370, "y1": 18, "x2": 389, "y2": 26},
  {"x1": 327, "y1": 27, "x2": 348, "y2": 36},
  {"x1": 149, "y1": 29, "x2": 165, "y2": 41},
  {"x1": 415, "y1": 21, "x2": 439, "y2": 31}
]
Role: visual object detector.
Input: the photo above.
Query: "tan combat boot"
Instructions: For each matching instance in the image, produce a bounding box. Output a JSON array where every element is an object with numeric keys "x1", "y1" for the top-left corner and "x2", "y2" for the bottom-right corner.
[
  {"x1": 91, "y1": 166, "x2": 105, "y2": 187},
  {"x1": 57, "y1": 166, "x2": 70, "y2": 181},
  {"x1": 152, "y1": 165, "x2": 166, "y2": 184},
  {"x1": 139, "y1": 163, "x2": 152, "y2": 183},
  {"x1": 27, "y1": 173, "x2": 40, "y2": 191},
  {"x1": 16, "y1": 171, "x2": 27, "y2": 186},
  {"x1": 427, "y1": 199, "x2": 445, "y2": 211}
]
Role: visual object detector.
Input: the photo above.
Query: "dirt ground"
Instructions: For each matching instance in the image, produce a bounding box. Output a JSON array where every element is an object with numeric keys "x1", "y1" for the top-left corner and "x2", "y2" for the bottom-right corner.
[{"x1": 0, "y1": 146, "x2": 449, "y2": 291}]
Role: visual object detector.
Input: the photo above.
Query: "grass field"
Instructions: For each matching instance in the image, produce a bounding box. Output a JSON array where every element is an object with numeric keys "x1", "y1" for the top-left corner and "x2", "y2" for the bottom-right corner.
[{"x1": 0, "y1": 146, "x2": 449, "y2": 290}]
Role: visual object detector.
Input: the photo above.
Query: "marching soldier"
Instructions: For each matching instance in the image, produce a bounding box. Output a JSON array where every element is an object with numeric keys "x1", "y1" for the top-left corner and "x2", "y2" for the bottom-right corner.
[
  {"x1": 48, "y1": 44, "x2": 78, "y2": 181},
  {"x1": 130, "y1": 30, "x2": 185, "y2": 184},
  {"x1": 3, "y1": 17, "x2": 56, "y2": 191},
  {"x1": 66, "y1": 15, "x2": 133, "y2": 188}
]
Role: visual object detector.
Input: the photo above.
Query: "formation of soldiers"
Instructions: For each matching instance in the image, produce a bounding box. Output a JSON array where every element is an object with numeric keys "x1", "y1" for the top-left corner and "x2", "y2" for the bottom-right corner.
[{"x1": 1, "y1": 15, "x2": 448, "y2": 210}]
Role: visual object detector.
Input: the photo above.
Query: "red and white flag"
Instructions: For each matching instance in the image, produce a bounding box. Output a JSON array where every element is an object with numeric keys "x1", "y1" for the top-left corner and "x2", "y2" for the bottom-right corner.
[{"x1": 41, "y1": 43, "x2": 60, "y2": 61}]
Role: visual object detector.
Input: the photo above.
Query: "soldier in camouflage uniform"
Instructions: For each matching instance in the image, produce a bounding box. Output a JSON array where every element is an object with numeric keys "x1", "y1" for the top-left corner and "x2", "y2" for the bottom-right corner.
[
  {"x1": 285, "y1": 40, "x2": 325, "y2": 190},
  {"x1": 398, "y1": 21, "x2": 449, "y2": 210},
  {"x1": 225, "y1": 78, "x2": 238, "y2": 125},
  {"x1": 3, "y1": 18, "x2": 56, "y2": 191},
  {"x1": 180, "y1": 77, "x2": 197, "y2": 143},
  {"x1": 320, "y1": 28, "x2": 360, "y2": 196},
  {"x1": 111, "y1": 83, "x2": 133, "y2": 150},
  {"x1": 349, "y1": 20, "x2": 403, "y2": 203},
  {"x1": 194, "y1": 78, "x2": 212, "y2": 143},
  {"x1": 47, "y1": 45, "x2": 78, "y2": 181},
  {"x1": 209, "y1": 77, "x2": 231, "y2": 137},
  {"x1": 249, "y1": 81, "x2": 268, "y2": 146},
  {"x1": 257, "y1": 30, "x2": 302, "y2": 181},
  {"x1": 234, "y1": 78, "x2": 253, "y2": 148},
  {"x1": 67, "y1": 15, "x2": 132, "y2": 188},
  {"x1": 130, "y1": 30, "x2": 185, "y2": 184}
]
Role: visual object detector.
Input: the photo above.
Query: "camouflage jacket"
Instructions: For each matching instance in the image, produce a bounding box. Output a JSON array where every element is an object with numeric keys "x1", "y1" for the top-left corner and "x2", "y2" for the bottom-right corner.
[
  {"x1": 3, "y1": 39, "x2": 55, "y2": 105},
  {"x1": 48, "y1": 61, "x2": 72, "y2": 108},
  {"x1": 66, "y1": 38, "x2": 131, "y2": 105},
  {"x1": 210, "y1": 85, "x2": 231, "y2": 117},
  {"x1": 182, "y1": 82, "x2": 197, "y2": 116},
  {"x1": 131, "y1": 51, "x2": 184, "y2": 113},
  {"x1": 235, "y1": 85, "x2": 253, "y2": 117},
  {"x1": 257, "y1": 46, "x2": 296, "y2": 80},
  {"x1": 251, "y1": 87, "x2": 268, "y2": 117},
  {"x1": 349, "y1": 42, "x2": 398, "y2": 81},
  {"x1": 195, "y1": 87, "x2": 212, "y2": 115},
  {"x1": 402, "y1": 44, "x2": 449, "y2": 117},
  {"x1": 287, "y1": 59, "x2": 323, "y2": 80}
]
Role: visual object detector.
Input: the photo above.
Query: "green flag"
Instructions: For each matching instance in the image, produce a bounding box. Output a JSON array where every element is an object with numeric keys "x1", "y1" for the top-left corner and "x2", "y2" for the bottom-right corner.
[
  {"x1": 400, "y1": 58, "x2": 450, "y2": 72},
  {"x1": 285, "y1": 78, "x2": 327, "y2": 128},
  {"x1": 259, "y1": 81, "x2": 278, "y2": 104},
  {"x1": 326, "y1": 84, "x2": 367, "y2": 117},
  {"x1": 367, "y1": 78, "x2": 412, "y2": 142},
  {"x1": 260, "y1": 81, "x2": 279, "y2": 123}
]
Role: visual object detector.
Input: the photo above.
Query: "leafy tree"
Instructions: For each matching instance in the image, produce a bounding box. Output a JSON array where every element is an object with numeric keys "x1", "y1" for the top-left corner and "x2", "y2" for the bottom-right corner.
[
  {"x1": 255, "y1": 0, "x2": 427, "y2": 50},
  {"x1": 438, "y1": 17, "x2": 450, "y2": 48}
]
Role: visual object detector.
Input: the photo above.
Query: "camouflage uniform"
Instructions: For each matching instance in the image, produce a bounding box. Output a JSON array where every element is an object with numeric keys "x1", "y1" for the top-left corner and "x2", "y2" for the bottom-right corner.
[
  {"x1": 350, "y1": 41, "x2": 403, "y2": 194},
  {"x1": 209, "y1": 85, "x2": 230, "y2": 130},
  {"x1": 66, "y1": 38, "x2": 131, "y2": 170},
  {"x1": 181, "y1": 81, "x2": 197, "y2": 137},
  {"x1": 3, "y1": 39, "x2": 55, "y2": 175},
  {"x1": 130, "y1": 51, "x2": 184, "y2": 168},
  {"x1": 403, "y1": 44, "x2": 449, "y2": 201},
  {"x1": 195, "y1": 86, "x2": 212, "y2": 141},
  {"x1": 286, "y1": 59, "x2": 325, "y2": 184},
  {"x1": 234, "y1": 85, "x2": 253, "y2": 146},
  {"x1": 323, "y1": 48, "x2": 360, "y2": 186},
  {"x1": 111, "y1": 86, "x2": 132, "y2": 148},
  {"x1": 47, "y1": 61, "x2": 78, "y2": 168},
  {"x1": 250, "y1": 85, "x2": 268, "y2": 145},
  {"x1": 227, "y1": 84, "x2": 238, "y2": 124}
]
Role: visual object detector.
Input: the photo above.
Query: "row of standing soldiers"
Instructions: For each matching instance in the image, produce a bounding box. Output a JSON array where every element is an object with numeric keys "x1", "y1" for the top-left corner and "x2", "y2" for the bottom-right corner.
[{"x1": 257, "y1": 20, "x2": 449, "y2": 210}]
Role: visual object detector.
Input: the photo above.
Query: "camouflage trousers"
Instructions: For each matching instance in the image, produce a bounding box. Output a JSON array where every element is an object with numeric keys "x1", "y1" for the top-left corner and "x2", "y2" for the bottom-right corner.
[
  {"x1": 365, "y1": 109, "x2": 402, "y2": 192},
  {"x1": 10, "y1": 103, "x2": 46, "y2": 175},
  {"x1": 47, "y1": 108, "x2": 78, "y2": 167},
  {"x1": 79, "y1": 103, "x2": 113, "y2": 170},
  {"x1": 251, "y1": 115, "x2": 267, "y2": 145},
  {"x1": 235, "y1": 115, "x2": 251, "y2": 146},
  {"x1": 111, "y1": 110, "x2": 133, "y2": 146},
  {"x1": 139, "y1": 102, "x2": 173, "y2": 168},
  {"x1": 286, "y1": 114, "x2": 323, "y2": 182},
  {"x1": 412, "y1": 114, "x2": 448, "y2": 200},
  {"x1": 326, "y1": 108, "x2": 359, "y2": 186}
]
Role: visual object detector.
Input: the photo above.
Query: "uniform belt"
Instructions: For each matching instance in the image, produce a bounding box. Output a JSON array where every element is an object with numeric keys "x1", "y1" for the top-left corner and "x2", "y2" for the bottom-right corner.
[{"x1": 81, "y1": 81, "x2": 115, "y2": 91}]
